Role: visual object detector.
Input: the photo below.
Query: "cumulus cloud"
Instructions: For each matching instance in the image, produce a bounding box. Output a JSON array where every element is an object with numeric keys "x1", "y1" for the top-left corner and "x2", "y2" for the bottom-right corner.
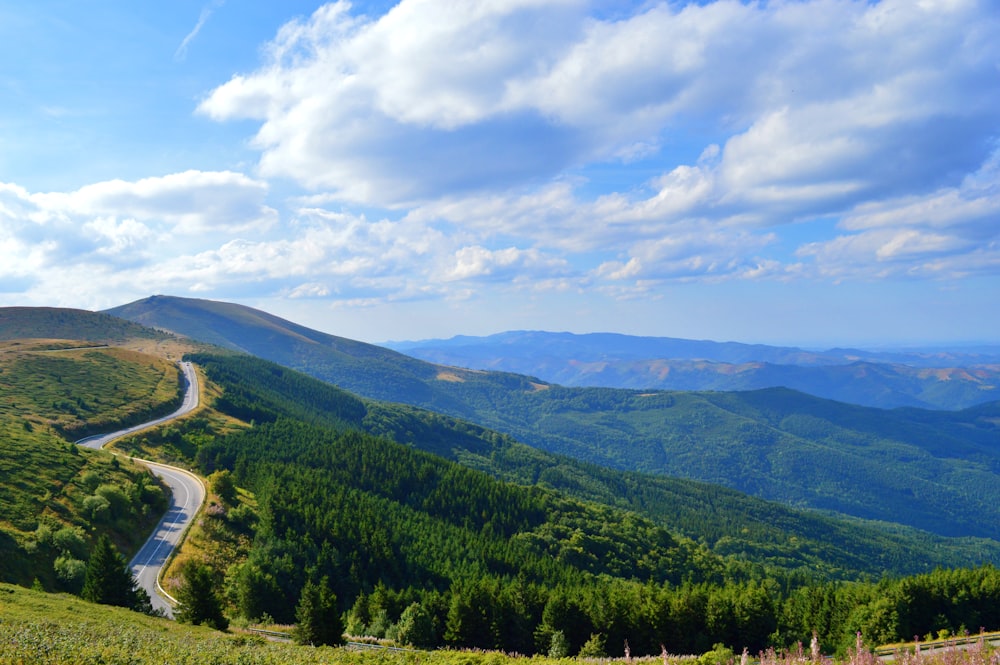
[
  {"x1": 0, "y1": 171, "x2": 277, "y2": 303},
  {"x1": 192, "y1": 0, "x2": 1000, "y2": 293},
  {"x1": 35, "y1": 170, "x2": 276, "y2": 234},
  {"x1": 201, "y1": 0, "x2": 998, "y2": 201},
  {"x1": 6, "y1": 0, "x2": 1000, "y2": 319},
  {"x1": 441, "y1": 245, "x2": 569, "y2": 283},
  {"x1": 797, "y1": 149, "x2": 1000, "y2": 279}
]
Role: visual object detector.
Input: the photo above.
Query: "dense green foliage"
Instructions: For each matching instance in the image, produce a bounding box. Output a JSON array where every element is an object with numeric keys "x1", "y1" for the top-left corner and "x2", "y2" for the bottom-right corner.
[
  {"x1": 293, "y1": 577, "x2": 344, "y2": 646},
  {"x1": 0, "y1": 341, "x2": 175, "y2": 588},
  {"x1": 453, "y1": 386, "x2": 1000, "y2": 540},
  {"x1": 175, "y1": 561, "x2": 229, "y2": 630},
  {"x1": 145, "y1": 352, "x2": 1000, "y2": 656},
  {"x1": 6, "y1": 305, "x2": 1000, "y2": 658},
  {"x1": 5, "y1": 584, "x2": 1000, "y2": 665},
  {"x1": 183, "y1": 352, "x2": 1000, "y2": 581},
  {"x1": 80, "y1": 534, "x2": 152, "y2": 613},
  {"x1": 108, "y1": 296, "x2": 1000, "y2": 542}
]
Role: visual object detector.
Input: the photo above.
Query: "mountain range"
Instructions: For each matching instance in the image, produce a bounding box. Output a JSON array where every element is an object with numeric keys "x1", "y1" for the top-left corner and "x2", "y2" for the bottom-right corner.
[
  {"x1": 5, "y1": 296, "x2": 1000, "y2": 655},
  {"x1": 105, "y1": 295, "x2": 1000, "y2": 542},
  {"x1": 385, "y1": 331, "x2": 1000, "y2": 410}
]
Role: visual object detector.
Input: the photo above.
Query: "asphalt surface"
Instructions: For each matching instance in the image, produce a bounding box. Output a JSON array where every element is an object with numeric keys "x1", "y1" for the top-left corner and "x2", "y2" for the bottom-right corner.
[
  {"x1": 75, "y1": 360, "x2": 205, "y2": 617},
  {"x1": 76, "y1": 361, "x2": 200, "y2": 450},
  {"x1": 128, "y1": 460, "x2": 205, "y2": 617}
]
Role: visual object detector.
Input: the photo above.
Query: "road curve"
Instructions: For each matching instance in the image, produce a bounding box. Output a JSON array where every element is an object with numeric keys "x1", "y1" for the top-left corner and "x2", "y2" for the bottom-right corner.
[
  {"x1": 128, "y1": 461, "x2": 205, "y2": 617},
  {"x1": 76, "y1": 361, "x2": 200, "y2": 450},
  {"x1": 75, "y1": 360, "x2": 205, "y2": 617}
]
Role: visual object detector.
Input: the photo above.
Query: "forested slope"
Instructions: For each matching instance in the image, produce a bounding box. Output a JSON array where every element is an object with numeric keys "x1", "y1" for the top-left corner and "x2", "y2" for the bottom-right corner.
[
  {"x1": 182, "y1": 352, "x2": 1000, "y2": 580},
  {"x1": 107, "y1": 296, "x2": 1000, "y2": 542},
  {"x1": 119, "y1": 351, "x2": 1000, "y2": 656}
]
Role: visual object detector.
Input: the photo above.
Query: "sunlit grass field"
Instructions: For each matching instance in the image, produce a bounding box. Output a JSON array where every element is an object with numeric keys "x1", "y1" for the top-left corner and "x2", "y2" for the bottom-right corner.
[
  {"x1": 4, "y1": 583, "x2": 999, "y2": 665},
  {"x1": 0, "y1": 341, "x2": 184, "y2": 586}
]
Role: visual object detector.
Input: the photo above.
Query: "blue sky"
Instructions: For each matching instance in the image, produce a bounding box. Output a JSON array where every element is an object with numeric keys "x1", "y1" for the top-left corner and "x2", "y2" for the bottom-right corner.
[{"x1": 1, "y1": 0, "x2": 998, "y2": 346}]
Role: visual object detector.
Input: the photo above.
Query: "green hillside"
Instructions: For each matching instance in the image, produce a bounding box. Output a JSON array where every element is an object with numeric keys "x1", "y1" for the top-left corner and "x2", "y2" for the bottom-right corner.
[
  {"x1": 15, "y1": 304, "x2": 998, "y2": 580},
  {"x1": 115, "y1": 351, "x2": 1000, "y2": 655},
  {"x1": 107, "y1": 296, "x2": 1000, "y2": 541},
  {"x1": 0, "y1": 306, "x2": 169, "y2": 343},
  {"x1": 2, "y1": 305, "x2": 1000, "y2": 655},
  {"x1": 0, "y1": 340, "x2": 178, "y2": 588},
  {"x1": 162, "y1": 352, "x2": 999, "y2": 581}
]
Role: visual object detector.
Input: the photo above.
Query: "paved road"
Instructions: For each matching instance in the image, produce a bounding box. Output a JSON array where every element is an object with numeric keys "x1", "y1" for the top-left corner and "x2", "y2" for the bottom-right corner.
[
  {"x1": 77, "y1": 361, "x2": 200, "y2": 450},
  {"x1": 74, "y1": 360, "x2": 205, "y2": 617},
  {"x1": 128, "y1": 461, "x2": 205, "y2": 617}
]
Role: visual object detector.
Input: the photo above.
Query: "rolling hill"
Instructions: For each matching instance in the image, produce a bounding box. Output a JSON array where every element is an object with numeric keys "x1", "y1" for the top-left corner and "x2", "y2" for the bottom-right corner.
[
  {"x1": 5, "y1": 304, "x2": 1000, "y2": 655},
  {"x1": 0, "y1": 339, "x2": 178, "y2": 588},
  {"x1": 105, "y1": 296, "x2": 1000, "y2": 543},
  {"x1": 6, "y1": 303, "x2": 998, "y2": 580}
]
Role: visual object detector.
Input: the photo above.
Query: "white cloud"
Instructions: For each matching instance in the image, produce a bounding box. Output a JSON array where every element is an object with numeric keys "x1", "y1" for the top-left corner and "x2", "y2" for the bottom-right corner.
[
  {"x1": 6, "y1": 0, "x2": 1000, "y2": 323},
  {"x1": 200, "y1": 0, "x2": 1000, "y2": 212},
  {"x1": 35, "y1": 170, "x2": 276, "y2": 234},
  {"x1": 441, "y1": 245, "x2": 569, "y2": 282},
  {"x1": 191, "y1": 0, "x2": 1000, "y2": 296},
  {"x1": 176, "y1": 1, "x2": 225, "y2": 62},
  {"x1": 0, "y1": 171, "x2": 276, "y2": 298},
  {"x1": 796, "y1": 148, "x2": 1000, "y2": 279}
]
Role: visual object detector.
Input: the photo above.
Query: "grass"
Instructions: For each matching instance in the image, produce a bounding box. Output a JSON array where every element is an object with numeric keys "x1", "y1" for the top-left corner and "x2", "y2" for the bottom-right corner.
[
  {"x1": 0, "y1": 340, "x2": 182, "y2": 438},
  {"x1": 3, "y1": 584, "x2": 999, "y2": 665},
  {"x1": 0, "y1": 341, "x2": 187, "y2": 586}
]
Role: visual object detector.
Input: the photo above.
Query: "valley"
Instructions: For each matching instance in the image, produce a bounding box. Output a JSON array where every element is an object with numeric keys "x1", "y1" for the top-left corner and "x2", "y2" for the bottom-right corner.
[
  {"x1": 386, "y1": 332, "x2": 1000, "y2": 410},
  {"x1": 108, "y1": 296, "x2": 1000, "y2": 541},
  {"x1": 1, "y1": 301, "x2": 1000, "y2": 661}
]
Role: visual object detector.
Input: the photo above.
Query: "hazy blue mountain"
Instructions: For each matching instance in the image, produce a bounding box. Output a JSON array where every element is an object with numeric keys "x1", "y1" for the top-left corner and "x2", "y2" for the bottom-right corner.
[{"x1": 385, "y1": 331, "x2": 1000, "y2": 410}]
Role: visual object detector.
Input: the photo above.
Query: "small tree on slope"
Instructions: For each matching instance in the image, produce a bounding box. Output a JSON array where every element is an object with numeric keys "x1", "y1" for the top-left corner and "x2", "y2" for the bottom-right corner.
[
  {"x1": 175, "y1": 561, "x2": 229, "y2": 630},
  {"x1": 80, "y1": 534, "x2": 152, "y2": 614},
  {"x1": 293, "y1": 577, "x2": 344, "y2": 646}
]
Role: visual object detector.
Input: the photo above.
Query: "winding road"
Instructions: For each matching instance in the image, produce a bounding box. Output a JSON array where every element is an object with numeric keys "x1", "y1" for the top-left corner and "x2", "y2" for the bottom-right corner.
[{"x1": 75, "y1": 360, "x2": 206, "y2": 617}]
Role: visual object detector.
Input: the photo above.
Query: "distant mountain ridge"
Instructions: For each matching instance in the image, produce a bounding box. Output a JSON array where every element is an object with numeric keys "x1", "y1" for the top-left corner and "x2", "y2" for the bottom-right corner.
[
  {"x1": 385, "y1": 331, "x2": 1000, "y2": 410},
  {"x1": 9, "y1": 302, "x2": 1000, "y2": 580},
  {"x1": 104, "y1": 295, "x2": 1000, "y2": 543}
]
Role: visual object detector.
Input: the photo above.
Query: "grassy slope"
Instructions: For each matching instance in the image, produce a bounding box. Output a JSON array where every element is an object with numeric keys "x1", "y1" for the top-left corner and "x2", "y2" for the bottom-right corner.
[
  {"x1": 0, "y1": 307, "x2": 166, "y2": 343},
  {"x1": 0, "y1": 583, "x2": 571, "y2": 665},
  {"x1": 0, "y1": 339, "x2": 183, "y2": 587},
  {"x1": 106, "y1": 296, "x2": 1000, "y2": 541}
]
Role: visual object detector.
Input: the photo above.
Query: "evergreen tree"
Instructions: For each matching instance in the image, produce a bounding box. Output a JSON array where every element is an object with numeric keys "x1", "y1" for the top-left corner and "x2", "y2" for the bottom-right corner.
[
  {"x1": 209, "y1": 469, "x2": 238, "y2": 506},
  {"x1": 175, "y1": 562, "x2": 229, "y2": 630},
  {"x1": 80, "y1": 534, "x2": 152, "y2": 614},
  {"x1": 293, "y1": 577, "x2": 343, "y2": 646},
  {"x1": 395, "y1": 602, "x2": 436, "y2": 648}
]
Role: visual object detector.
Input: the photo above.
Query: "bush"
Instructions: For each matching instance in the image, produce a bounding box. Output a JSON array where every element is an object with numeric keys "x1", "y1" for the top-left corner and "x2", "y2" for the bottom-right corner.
[{"x1": 54, "y1": 555, "x2": 87, "y2": 594}]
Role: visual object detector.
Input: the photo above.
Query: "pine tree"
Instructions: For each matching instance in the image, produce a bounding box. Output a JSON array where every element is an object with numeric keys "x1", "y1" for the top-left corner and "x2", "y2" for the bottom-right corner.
[
  {"x1": 293, "y1": 577, "x2": 344, "y2": 646},
  {"x1": 395, "y1": 601, "x2": 436, "y2": 648},
  {"x1": 80, "y1": 534, "x2": 152, "y2": 614},
  {"x1": 175, "y1": 562, "x2": 229, "y2": 630}
]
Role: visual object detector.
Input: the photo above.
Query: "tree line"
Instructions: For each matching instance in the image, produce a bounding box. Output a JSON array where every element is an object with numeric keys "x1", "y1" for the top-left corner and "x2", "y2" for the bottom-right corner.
[{"x1": 123, "y1": 353, "x2": 1000, "y2": 656}]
